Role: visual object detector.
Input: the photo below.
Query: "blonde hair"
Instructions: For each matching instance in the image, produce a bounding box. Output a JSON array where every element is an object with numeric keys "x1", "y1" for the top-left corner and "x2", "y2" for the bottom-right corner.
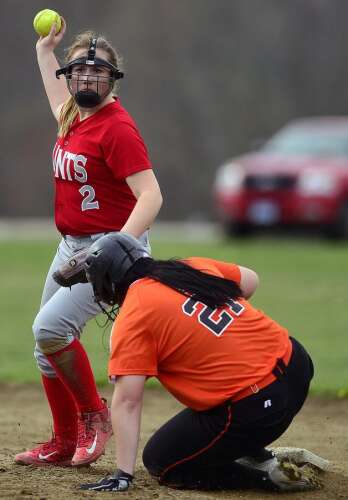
[{"x1": 58, "y1": 31, "x2": 122, "y2": 137}]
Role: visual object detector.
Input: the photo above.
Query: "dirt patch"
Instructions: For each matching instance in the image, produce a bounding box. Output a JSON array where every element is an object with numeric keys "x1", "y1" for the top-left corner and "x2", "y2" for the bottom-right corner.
[{"x1": 0, "y1": 384, "x2": 347, "y2": 500}]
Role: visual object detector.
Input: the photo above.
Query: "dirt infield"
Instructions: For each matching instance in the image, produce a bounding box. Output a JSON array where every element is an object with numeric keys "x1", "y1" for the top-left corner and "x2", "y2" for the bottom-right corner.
[{"x1": 0, "y1": 384, "x2": 347, "y2": 500}]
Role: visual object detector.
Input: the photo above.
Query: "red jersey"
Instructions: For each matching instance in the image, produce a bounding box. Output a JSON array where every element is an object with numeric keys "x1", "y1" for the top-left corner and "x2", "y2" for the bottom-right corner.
[
  {"x1": 109, "y1": 257, "x2": 292, "y2": 411},
  {"x1": 53, "y1": 99, "x2": 152, "y2": 235}
]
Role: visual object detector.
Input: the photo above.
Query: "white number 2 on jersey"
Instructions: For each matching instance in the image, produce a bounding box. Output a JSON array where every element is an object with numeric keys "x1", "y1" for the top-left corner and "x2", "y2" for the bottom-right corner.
[{"x1": 79, "y1": 185, "x2": 100, "y2": 211}]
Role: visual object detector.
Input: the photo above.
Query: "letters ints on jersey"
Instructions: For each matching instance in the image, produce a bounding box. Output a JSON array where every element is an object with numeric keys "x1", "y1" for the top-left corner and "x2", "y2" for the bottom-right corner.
[{"x1": 53, "y1": 144, "x2": 88, "y2": 183}]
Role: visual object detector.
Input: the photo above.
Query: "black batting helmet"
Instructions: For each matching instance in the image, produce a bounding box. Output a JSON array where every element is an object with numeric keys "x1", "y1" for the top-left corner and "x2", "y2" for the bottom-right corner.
[{"x1": 85, "y1": 232, "x2": 150, "y2": 305}]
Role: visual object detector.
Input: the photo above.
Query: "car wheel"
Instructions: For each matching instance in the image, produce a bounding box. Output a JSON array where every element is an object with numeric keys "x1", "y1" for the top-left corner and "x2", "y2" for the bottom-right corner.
[
  {"x1": 327, "y1": 202, "x2": 348, "y2": 239},
  {"x1": 223, "y1": 221, "x2": 253, "y2": 238}
]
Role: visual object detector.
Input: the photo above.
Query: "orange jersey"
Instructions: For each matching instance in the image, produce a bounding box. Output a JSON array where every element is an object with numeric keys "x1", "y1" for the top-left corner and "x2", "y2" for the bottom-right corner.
[{"x1": 109, "y1": 257, "x2": 292, "y2": 411}]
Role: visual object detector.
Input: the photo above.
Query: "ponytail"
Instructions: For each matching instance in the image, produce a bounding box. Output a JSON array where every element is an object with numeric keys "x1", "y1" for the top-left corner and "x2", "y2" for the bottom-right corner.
[
  {"x1": 58, "y1": 96, "x2": 79, "y2": 137},
  {"x1": 119, "y1": 259, "x2": 242, "y2": 309}
]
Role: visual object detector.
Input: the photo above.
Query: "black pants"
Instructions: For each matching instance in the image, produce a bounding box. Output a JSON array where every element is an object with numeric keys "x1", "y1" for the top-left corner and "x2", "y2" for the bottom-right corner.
[{"x1": 142, "y1": 337, "x2": 314, "y2": 491}]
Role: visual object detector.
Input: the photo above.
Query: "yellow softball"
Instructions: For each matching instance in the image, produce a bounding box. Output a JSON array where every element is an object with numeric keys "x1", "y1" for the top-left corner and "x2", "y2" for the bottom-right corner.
[{"x1": 33, "y1": 9, "x2": 62, "y2": 37}]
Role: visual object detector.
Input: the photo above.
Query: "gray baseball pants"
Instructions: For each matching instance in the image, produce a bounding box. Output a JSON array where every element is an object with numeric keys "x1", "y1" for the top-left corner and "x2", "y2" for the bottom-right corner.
[{"x1": 33, "y1": 232, "x2": 150, "y2": 377}]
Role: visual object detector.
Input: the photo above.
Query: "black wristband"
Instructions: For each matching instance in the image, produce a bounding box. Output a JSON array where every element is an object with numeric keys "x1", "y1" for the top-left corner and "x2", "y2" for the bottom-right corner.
[{"x1": 115, "y1": 468, "x2": 134, "y2": 483}]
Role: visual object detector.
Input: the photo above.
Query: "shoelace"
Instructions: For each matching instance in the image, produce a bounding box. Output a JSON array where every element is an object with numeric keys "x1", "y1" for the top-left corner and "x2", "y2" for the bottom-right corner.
[
  {"x1": 77, "y1": 401, "x2": 109, "y2": 446},
  {"x1": 77, "y1": 412, "x2": 98, "y2": 447},
  {"x1": 34, "y1": 438, "x2": 57, "y2": 452},
  {"x1": 34, "y1": 435, "x2": 76, "y2": 456}
]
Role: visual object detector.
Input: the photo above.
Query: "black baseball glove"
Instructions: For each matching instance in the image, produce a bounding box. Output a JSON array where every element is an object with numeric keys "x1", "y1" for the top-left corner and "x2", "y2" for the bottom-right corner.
[
  {"x1": 80, "y1": 469, "x2": 134, "y2": 492},
  {"x1": 52, "y1": 247, "x2": 90, "y2": 287}
]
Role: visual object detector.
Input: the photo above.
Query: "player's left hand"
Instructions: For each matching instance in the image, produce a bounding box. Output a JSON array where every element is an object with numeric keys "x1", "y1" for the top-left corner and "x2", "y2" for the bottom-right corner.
[
  {"x1": 80, "y1": 470, "x2": 134, "y2": 492},
  {"x1": 52, "y1": 246, "x2": 90, "y2": 287}
]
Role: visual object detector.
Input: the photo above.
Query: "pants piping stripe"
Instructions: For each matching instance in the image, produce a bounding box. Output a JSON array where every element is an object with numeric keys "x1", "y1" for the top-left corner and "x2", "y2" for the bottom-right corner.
[{"x1": 159, "y1": 403, "x2": 233, "y2": 483}]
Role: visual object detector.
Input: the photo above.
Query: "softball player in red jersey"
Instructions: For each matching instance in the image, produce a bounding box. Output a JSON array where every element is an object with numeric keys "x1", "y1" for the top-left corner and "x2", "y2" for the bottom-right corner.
[{"x1": 15, "y1": 20, "x2": 162, "y2": 467}]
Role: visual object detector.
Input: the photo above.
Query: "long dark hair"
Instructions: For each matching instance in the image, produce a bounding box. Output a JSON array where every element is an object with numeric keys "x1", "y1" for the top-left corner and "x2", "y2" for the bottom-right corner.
[{"x1": 117, "y1": 258, "x2": 242, "y2": 309}]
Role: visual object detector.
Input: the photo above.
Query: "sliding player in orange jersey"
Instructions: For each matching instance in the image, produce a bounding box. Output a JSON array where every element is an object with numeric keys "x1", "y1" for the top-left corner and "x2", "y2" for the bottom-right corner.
[{"x1": 79, "y1": 233, "x2": 317, "y2": 493}]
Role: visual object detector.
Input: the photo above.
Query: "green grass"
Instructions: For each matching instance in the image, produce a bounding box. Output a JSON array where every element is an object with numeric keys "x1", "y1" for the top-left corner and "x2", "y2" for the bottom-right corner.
[{"x1": 1, "y1": 237, "x2": 347, "y2": 396}]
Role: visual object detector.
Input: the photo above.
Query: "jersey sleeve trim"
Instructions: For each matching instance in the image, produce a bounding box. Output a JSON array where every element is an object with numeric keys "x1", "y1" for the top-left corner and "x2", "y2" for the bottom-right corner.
[
  {"x1": 123, "y1": 163, "x2": 152, "y2": 179},
  {"x1": 108, "y1": 369, "x2": 158, "y2": 377}
]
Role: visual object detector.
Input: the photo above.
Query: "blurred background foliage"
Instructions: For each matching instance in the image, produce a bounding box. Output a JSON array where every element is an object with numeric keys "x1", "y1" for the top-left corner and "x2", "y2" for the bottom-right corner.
[{"x1": 2, "y1": 0, "x2": 348, "y2": 220}]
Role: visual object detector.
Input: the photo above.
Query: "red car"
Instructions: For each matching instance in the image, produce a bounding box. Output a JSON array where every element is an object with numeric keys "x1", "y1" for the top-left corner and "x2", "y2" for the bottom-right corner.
[{"x1": 214, "y1": 117, "x2": 348, "y2": 238}]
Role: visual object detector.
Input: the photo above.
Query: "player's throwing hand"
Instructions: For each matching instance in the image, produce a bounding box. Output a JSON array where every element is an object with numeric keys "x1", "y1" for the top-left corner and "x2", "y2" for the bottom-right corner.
[{"x1": 36, "y1": 17, "x2": 67, "y2": 52}]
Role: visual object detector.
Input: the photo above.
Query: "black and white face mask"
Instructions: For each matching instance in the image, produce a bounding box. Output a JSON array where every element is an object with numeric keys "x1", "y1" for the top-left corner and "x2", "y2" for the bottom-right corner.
[
  {"x1": 66, "y1": 62, "x2": 114, "y2": 108},
  {"x1": 55, "y1": 38, "x2": 123, "y2": 109}
]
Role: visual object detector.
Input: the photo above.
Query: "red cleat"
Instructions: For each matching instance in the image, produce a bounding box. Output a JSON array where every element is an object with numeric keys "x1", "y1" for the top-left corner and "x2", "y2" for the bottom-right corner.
[
  {"x1": 71, "y1": 402, "x2": 112, "y2": 466},
  {"x1": 15, "y1": 436, "x2": 75, "y2": 466}
]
